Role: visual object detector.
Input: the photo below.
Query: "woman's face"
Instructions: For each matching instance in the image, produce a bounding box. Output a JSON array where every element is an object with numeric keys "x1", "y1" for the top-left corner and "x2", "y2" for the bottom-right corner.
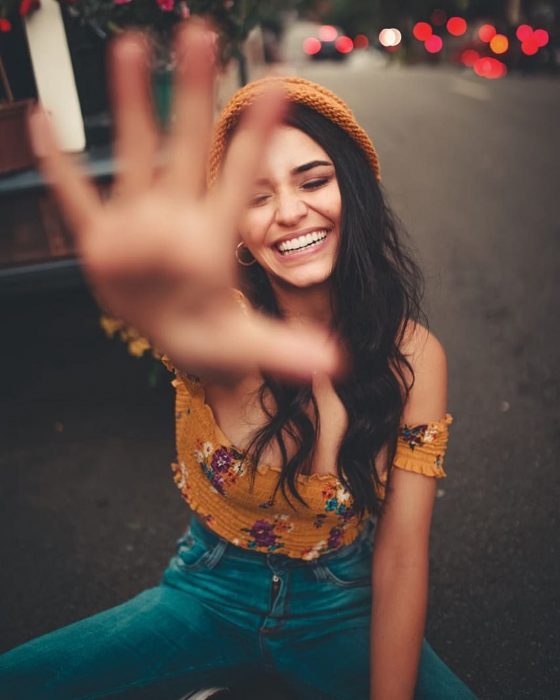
[{"x1": 236, "y1": 125, "x2": 342, "y2": 289}]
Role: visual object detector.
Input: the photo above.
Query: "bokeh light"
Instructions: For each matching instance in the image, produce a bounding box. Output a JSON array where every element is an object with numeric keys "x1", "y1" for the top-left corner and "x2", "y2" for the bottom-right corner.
[
  {"x1": 379, "y1": 28, "x2": 402, "y2": 48},
  {"x1": 516, "y1": 24, "x2": 533, "y2": 42},
  {"x1": 533, "y1": 29, "x2": 549, "y2": 47},
  {"x1": 303, "y1": 37, "x2": 321, "y2": 55},
  {"x1": 479, "y1": 24, "x2": 496, "y2": 43},
  {"x1": 335, "y1": 36, "x2": 354, "y2": 54},
  {"x1": 473, "y1": 56, "x2": 507, "y2": 79},
  {"x1": 354, "y1": 34, "x2": 369, "y2": 49},
  {"x1": 447, "y1": 17, "x2": 467, "y2": 37},
  {"x1": 521, "y1": 39, "x2": 539, "y2": 56},
  {"x1": 461, "y1": 49, "x2": 480, "y2": 67},
  {"x1": 425, "y1": 35, "x2": 443, "y2": 53},
  {"x1": 413, "y1": 22, "x2": 432, "y2": 42},
  {"x1": 319, "y1": 25, "x2": 338, "y2": 42},
  {"x1": 490, "y1": 34, "x2": 509, "y2": 54}
]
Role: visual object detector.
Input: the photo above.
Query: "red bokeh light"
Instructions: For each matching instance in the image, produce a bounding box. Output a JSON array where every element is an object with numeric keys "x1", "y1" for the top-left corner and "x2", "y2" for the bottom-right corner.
[
  {"x1": 431, "y1": 9, "x2": 446, "y2": 26},
  {"x1": 461, "y1": 49, "x2": 480, "y2": 67},
  {"x1": 303, "y1": 37, "x2": 321, "y2": 55},
  {"x1": 354, "y1": 34, "x2": 369, "y2": 49},
  {"x1": 516, "y1": 24, "x2": 533, "y2": 42},
  {"x1": 534, "y1": 29, "x2": 549, "y2": 47},
  {"x1": 425, "y1": 35, "x2": 443, "y2": 53},
  {"x1": 447, "y1": 17, "x2": 467, "y2": 37},
  {"x1": 521, "y1": 38, "x2": 539, "y2": 56},
  {"x1": 473, "y1": 57, "x2": 507, "y2": 79},
  {"x1": 478, "y1": 24, "x2": 496, "y2": 42},
  {"x1": 335, "y1": 36, "x2": 354, "y2": 54},
  {"x1": 319, "y1": 25, "x2": 338, "y2": 42},
  {"x1": 413, "y1": 22, "x2": 432, "y2": 42}
]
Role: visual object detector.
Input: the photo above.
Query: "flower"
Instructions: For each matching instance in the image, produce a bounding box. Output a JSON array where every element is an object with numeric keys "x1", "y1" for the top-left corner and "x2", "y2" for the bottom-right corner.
[
  {"x1": 327, "y1": 526, "x2": 344, "y2": 550},
  {"x1": 156, "y1": 0, "x2": 174, "y2": 11},
  {"x1": 53, "y1": 0, "x2": 263, "y2": 69},
  {"x1": 301, "y1": 540, "x2": 327, "y2": 560},
  {"x1": 19, "y1": 0, "x2": 39, "y2": 17},
  {"x1": 211, "y1": 446, "x2": 233, "y2": 473},
  {"x1": 247, "y1": 520, "x2": 278, "y2": 548},
  {"x1": 400, "y1": 423, "x2": 439, "y2": 450}
]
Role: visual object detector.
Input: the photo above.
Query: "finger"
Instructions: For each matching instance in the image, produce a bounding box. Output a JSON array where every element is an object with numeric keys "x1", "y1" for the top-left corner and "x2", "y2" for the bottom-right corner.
[
  {"x1": 161, "y1": 19, "x2": 217, "y2": 198},
  {"x1": 110, "y1": 33, "x2": 159, "y2": 199},
  {"x1": 212, "y1": 84, "x2": 288, "y2": 232},
  {"x1": 161, "y1": 309, "x2": 348, "y2": 382},
  {"x1": 235, "y1": 313, "x2": 348, "y2": 381},
  {"x1": 27, "y1": 106, "x2": 100, "y2": 237}
]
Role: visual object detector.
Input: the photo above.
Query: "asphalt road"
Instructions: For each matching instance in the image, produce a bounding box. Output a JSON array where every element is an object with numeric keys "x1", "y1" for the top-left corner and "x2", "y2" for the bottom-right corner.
[{"x1": 1, "y1": 55, "x2": 559, "y2": 699}]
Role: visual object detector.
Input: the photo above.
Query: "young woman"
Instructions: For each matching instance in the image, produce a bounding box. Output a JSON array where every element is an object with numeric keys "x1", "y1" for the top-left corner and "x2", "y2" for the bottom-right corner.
[{"x1": 0, "y1": 21, "x2": 476, "y2": 700}]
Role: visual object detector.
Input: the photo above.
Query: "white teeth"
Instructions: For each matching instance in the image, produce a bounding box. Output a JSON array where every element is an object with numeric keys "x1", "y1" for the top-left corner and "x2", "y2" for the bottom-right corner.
[{"x1": 277, "y1": 230, "x2": 328, "y2": 254}]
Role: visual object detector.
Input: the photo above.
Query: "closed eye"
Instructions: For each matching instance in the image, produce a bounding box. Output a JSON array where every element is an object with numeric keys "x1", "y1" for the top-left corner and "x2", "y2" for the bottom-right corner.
[
  {"x1": 302, "y1": 177, "x2": 330, "y2": 190},
  {"x1": 249, "y1": 194, "x2": 270, "y2": 206}
]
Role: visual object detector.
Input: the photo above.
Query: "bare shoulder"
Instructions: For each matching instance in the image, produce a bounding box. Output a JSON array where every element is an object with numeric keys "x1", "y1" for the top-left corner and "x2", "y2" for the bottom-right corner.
[{"x1": 398, "y1": 321, "x2": 448, "y2": 425}]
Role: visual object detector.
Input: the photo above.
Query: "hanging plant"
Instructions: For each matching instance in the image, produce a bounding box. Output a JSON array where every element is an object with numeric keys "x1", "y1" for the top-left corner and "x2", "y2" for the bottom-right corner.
[
  {"x1": 50, "y1": 0, "x2": 261, "y2": 69},
  {"x1": 0, "y1": 0, "x2": 41, "y2": 32}
]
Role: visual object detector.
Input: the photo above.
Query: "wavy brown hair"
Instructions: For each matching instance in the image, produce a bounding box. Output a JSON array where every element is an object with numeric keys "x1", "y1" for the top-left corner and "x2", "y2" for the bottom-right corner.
[{"x1": 230, "y1": 103, "x2": 427, "y2": 518}]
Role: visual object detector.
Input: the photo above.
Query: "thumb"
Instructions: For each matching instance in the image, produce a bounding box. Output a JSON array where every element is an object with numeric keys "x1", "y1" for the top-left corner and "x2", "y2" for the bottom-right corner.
[{"x1": 233, "y1": 313, "x2": 349, "y2": 382}]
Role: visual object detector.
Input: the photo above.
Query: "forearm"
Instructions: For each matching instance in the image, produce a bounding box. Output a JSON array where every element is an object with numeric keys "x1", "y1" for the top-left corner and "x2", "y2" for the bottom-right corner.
[{"x1": 370, "y1": 557, "x2": 428, "y2": 700}]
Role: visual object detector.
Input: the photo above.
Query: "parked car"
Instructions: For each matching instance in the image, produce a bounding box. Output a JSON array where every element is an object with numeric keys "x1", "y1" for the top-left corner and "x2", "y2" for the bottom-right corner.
[{"x1": 302, "y1": 24, "x2": 354, "y2": 61}]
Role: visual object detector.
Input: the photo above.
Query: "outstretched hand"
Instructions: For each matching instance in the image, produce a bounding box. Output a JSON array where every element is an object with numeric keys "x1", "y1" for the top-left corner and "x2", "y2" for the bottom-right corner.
[{"x1": 27, "y1": 20, "x2": 344, "y2": 381}]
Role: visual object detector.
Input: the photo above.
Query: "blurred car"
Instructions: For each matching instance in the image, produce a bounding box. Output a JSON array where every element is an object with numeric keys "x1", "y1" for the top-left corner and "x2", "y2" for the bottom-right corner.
[{"x1": 302, "y1": 25, "x2": 354, "y2": 61}]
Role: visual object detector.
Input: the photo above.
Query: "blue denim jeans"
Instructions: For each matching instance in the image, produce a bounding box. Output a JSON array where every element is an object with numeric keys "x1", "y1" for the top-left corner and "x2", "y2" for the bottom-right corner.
[{"x1": 0, "y1": 516, "x2": 476, "y2": 699}]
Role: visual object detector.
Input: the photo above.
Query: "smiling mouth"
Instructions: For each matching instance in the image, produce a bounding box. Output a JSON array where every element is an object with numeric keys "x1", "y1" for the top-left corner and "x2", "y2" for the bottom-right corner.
[{"x1": 275, "y1": 229, "x2": 330, "y2": 256}]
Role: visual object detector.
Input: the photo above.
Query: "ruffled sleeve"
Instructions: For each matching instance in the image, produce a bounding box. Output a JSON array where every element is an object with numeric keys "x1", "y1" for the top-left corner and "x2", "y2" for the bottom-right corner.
[
  {"x1": 393, "y1": 413, "x2": 453, "y2": 479},
  {"x1": 160, "y1": 353, "x2": 204, "y2": 399}
]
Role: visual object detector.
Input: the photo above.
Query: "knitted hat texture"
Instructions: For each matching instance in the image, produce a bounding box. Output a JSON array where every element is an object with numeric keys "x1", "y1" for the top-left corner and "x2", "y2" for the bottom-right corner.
[{"x1": 208, "y1": 76, "x2": 381, "y2": 185}]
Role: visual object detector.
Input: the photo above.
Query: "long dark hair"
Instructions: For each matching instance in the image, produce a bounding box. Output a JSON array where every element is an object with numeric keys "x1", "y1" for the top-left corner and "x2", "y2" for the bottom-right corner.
[{"x1": 233, "y1": 103, "x2": 427, "y2": 518}]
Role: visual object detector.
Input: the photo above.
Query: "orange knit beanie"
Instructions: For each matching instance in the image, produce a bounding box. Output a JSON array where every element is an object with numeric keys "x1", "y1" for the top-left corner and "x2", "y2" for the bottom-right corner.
[{"x1": 208, "y1": 75, "x2": 381, "y2": 185}]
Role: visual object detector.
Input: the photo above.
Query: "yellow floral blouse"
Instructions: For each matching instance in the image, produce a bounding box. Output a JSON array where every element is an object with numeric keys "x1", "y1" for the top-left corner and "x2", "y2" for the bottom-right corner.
[{"x1": 164, "y1": 358, "x2": 453, "y2": 561}]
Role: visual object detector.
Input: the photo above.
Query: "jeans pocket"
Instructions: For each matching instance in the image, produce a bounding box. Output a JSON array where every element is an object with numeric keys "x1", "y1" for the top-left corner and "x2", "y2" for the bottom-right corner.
[
  {"x1": 313, "y1": 544, "x2": 372, "y2": 588},
  {"x1": 314, "y1": 563, "x2": 371, "y2": 588},
  {"x1": 175, "y1": 532, "x2": 227, "y2": 572}
]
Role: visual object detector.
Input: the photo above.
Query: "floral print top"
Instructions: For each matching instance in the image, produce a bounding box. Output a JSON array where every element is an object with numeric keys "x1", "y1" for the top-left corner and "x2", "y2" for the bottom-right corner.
[{"x1": 165, "y1": 356, "x2": 453, "y2": 561}]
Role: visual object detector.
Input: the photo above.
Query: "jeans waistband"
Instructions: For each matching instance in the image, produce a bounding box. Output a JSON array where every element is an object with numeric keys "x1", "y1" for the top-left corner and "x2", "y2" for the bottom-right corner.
[{"x1": 188, "y1": 514, "x2": 376, "y2": 567}]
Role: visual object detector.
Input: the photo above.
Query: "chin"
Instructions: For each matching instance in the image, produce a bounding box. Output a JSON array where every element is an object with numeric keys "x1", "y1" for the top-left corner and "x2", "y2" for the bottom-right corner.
[{"x1": 274, "y1": 266, "x2": 334, "y2": 289}]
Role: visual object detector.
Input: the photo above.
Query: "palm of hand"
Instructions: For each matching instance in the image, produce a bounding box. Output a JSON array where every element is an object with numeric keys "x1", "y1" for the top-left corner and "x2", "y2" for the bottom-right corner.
[{"x1": 28, "y1": 20, "x2": 343, "y2": 381}]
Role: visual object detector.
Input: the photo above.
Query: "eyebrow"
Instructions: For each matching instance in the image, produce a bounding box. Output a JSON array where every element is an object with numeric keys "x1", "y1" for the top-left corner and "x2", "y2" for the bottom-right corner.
[
  {"x1": 255, "y1": 160, "x2": 333, "y2": 185},
  {"x1": 292, "y1": 159, "x2": 333, "y2": 174}
]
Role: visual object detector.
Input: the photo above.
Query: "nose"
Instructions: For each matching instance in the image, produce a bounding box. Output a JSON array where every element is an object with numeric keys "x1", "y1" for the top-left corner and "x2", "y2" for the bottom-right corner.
[{"x1": 274, "y1": 189, "x2": 307, "y2": 227}]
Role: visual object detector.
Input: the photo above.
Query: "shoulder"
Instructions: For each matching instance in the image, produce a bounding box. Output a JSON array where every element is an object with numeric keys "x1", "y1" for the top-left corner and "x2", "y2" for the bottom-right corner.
[{"x1": 398, "y1": 321, "x2": 448, "y2": 425}]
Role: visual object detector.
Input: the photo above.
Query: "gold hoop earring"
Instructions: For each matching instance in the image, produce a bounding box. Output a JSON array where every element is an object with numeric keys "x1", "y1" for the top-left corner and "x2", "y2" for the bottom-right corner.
[{"x1": 235, "y1": 242, "x2": 257, "y2": 267}]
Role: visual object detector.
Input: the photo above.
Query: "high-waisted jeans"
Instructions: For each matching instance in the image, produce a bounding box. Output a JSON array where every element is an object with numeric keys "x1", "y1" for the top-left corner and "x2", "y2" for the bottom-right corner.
[{"x1": 0, "y1": 516, "x2": 476, "y2": 699}]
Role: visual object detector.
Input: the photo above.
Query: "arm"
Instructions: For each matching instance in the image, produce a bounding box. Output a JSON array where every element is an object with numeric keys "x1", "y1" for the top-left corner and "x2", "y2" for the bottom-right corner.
[{"x1": 370, "y1": 327, "x2": 448, "y2": 700}]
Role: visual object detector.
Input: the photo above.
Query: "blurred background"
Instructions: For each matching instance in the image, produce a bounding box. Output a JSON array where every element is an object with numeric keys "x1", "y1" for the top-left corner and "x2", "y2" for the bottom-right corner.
[{"x1": 1, "y1": 1, "x2": 559, "y2": 698}]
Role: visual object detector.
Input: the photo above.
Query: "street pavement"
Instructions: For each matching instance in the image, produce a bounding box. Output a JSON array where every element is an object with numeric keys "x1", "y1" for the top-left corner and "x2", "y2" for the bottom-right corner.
[{"x1": 1, "y1": 54, "x2": 559, "y2": 698}]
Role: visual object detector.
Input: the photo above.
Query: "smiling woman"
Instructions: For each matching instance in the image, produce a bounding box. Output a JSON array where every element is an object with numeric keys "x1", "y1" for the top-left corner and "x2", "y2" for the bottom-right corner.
[
  {"x1": 237, "y1": 129, "x2": 341, "y2": 289},
  {"x1": 0, "y1": 20, "x2": 476, "y2": 700}
]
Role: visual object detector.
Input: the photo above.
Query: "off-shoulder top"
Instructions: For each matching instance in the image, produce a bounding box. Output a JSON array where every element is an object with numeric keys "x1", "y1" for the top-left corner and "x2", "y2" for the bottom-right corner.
[{"x1": 164, "y1": 357, "x2": 452, "y2": 560}]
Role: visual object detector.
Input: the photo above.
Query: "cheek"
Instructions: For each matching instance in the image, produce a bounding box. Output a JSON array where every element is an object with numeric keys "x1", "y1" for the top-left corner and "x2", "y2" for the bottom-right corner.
[
  {"x1": 238, "y1": 210, "x2": 271, "y2": 248},
  {"x1": 320, "y1": 185, "x2": 342, "y2": 223}
]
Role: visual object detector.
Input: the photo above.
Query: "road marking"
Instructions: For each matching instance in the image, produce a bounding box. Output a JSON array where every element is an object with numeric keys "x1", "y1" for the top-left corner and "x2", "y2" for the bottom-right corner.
[{"x1": 451, "y1": 79, "x2": 491, "y2": 101}]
